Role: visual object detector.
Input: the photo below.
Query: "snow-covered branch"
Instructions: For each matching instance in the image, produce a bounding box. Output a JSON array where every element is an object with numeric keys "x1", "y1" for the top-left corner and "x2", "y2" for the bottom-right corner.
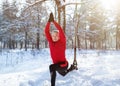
[
  {"x1": 59, "y1": 0, "x2": 90, "y2": 9},
  {"x1": 21, "y1": 0, "x2": 48, "y2": 15}
]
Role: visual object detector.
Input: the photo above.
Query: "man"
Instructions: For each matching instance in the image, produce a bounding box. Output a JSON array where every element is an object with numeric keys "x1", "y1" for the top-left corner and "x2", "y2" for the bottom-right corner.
[{"x1": 45, "y1": 13, "x2": 75, "y2": 86}]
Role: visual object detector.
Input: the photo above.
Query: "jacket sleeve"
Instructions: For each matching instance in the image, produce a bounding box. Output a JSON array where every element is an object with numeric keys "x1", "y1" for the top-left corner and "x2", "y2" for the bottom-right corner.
[
  {"x1": 44, "y1": 22, "x2": 52, "y2": 42},
  {"x1": 53, "y1": 21, "x2": 66, "y2": 42}
]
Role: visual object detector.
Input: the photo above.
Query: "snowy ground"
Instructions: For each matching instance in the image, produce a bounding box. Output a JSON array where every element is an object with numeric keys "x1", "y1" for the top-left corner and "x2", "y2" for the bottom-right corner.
[{"x1": 0, "y1": 49, "x2": 120, "y2": 86}]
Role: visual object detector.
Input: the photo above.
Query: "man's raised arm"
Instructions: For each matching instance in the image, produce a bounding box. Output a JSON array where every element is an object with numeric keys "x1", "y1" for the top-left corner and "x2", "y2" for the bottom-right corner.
[
  {"x1": 53, "y1": 21, "x2": 66, "y2": 42},
  {"x1": 44, "y1": 22, "x2": 52, "y2": 42}
]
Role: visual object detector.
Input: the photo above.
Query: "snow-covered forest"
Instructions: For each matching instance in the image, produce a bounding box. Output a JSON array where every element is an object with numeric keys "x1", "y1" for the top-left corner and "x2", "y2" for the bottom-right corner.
[
  {"x1": 0, "y1": 0, "x2": 120, "y2": 86},
  {"x1": 0, "y1": 0, "x2": 120, "y2": 50}
]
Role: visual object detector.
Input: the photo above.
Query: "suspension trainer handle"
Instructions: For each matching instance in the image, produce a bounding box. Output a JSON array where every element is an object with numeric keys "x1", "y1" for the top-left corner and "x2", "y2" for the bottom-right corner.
[{"x1": 73, "y1": 60, "x2": 78, "y2": 70}]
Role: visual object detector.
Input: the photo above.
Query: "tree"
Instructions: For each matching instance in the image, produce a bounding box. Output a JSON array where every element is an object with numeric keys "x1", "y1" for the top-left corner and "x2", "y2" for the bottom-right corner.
[
  {"x1": 20, "y1": 0, "x2": 48, "y2": 50},
  {"x1": 2, "y1": 0, "x2": 18, "y2": 49}
]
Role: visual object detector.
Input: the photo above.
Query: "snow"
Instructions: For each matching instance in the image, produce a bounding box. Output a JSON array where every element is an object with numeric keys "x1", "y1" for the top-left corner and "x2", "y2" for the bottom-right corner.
[{"x1": 0, "y1": 49, "x2": 120, "y2": 86}]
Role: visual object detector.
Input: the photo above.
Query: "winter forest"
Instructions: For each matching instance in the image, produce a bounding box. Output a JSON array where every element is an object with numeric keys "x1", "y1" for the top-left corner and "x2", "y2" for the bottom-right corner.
[
  {"x1": 1, "y1": 0, "x2": 120, "y2": 50},
  {"x1": 0, "y1": 0, "x2": 120, "y2": 86}
]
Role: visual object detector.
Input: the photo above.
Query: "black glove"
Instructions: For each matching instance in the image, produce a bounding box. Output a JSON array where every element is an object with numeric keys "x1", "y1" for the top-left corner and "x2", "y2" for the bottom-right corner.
[{"x1": 48, "y1": 12, "x2": 54, "y2": 22}]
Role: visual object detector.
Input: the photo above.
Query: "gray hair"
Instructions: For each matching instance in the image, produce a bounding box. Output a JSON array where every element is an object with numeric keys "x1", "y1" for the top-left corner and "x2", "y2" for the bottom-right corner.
[{"x1": 52, "y1": 30, "x2": 59, "y2": 33}]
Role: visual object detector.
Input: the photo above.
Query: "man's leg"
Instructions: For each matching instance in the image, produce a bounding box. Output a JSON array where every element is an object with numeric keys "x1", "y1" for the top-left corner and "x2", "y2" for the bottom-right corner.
[
  {"x1": 49, "y1": 64, "x2": 59, "y2": 86},
  {"x1": 56, "y1": 62, "x2": 68, "y2": 76},
  {"x1": 49, "y1": 62, "x2": 76, "y2": 86},
  {"x1": 51, "y1": 71, "x2": 56, "y2": 86},
  {"x1": 57, "y1": 64, "x2": 76, "y2": 76},
  {"x1": 49, "y1": 62, "x2": 68, "y2": 86}
]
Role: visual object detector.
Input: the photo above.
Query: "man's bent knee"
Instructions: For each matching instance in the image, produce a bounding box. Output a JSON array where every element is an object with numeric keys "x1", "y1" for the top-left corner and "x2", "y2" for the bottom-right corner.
[{"x1": 49, "y1": 64, "x2": 54, "y2": 72}]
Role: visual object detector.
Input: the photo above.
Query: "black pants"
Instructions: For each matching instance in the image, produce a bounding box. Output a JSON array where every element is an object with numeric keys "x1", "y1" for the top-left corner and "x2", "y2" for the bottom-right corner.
[{"x1": 49, "y1": 61, "x2": 68, "y2": 86}]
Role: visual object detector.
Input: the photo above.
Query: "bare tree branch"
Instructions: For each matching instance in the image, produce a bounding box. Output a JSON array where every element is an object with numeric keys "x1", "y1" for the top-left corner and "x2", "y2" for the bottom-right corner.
[
  {"x1": 21, "y1": 0, "x2": 48, "y2": 15},
  {"x1": 59, "y1": 1, "x2": 90, "y2": 9}
]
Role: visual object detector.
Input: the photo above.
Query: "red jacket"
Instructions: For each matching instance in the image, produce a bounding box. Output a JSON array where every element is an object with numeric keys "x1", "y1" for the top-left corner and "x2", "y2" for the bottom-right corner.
[{"x1": 45, "y1": 21, "x2": 67, "y2": 66}]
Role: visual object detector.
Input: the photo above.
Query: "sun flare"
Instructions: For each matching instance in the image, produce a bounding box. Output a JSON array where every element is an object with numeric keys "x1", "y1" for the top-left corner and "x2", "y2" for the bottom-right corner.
[{"x1": 99, "y1": 0, "x2": 119, "y2": 10}]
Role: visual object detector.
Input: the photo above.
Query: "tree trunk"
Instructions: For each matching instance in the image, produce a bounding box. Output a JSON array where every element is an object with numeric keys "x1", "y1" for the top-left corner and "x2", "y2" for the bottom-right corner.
[
  {"x1": 36, "y1": 5, "x2": 40, "y2": 50},
  {"x1": 36, "y1": 32, "x2": 40, "y2": 49},
  {"x1": 20, "y1": 41, "x2": 23, "y2": 49},
  {"x1": 9, "y1": 38, "x2": 12, "y2": 49},
  {"x1": 62, "y1": 0, "x2": 66, "y2": 33},
  {"x1": 54, "y1": 0, "x2": 61, "y2": 24},
  {"x1": 45, "y1": 40, "x2": 48, "y2": 48},
  {"x1": 85, "y1": 36, "x2": 87, "y2": 49},
  {"x1": 104, "y1": 31, "x2": 107, "y2": 50},
  {"x1": 25, "y1": 32, "x2": 27, "y2": 51},
  {"x1": 116, "y1": 28, "x2": 118, "y2": 50},
  {"x1": 77, "y1": 36, "x2": 80, "y2": 50}
]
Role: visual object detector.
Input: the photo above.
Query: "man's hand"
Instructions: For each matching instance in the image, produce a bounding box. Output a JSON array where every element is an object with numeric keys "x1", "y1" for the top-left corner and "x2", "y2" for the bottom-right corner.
[{"x1": 48, "y1": 12, "x2": 54, "y2": 22}]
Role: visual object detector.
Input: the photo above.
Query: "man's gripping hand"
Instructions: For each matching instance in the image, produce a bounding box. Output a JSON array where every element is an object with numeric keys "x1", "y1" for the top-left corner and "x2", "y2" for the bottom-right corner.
[{"x1": 48, "y1": 12, "x2": 54, "y2": 22}]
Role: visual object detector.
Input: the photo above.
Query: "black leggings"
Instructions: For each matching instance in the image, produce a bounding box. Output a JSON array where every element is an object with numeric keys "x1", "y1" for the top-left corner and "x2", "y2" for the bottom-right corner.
[{"x1": 49, "y1": 62, "x2": 68, "y2": 86}]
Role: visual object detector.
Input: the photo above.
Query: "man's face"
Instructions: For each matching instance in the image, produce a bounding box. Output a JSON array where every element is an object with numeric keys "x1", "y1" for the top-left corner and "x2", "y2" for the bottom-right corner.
[{"x1": 51, "y1": 32, "x2": 60, "y2": 42}]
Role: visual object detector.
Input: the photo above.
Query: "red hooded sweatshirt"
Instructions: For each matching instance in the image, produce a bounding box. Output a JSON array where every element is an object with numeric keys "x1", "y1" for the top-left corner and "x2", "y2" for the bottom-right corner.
[{"x1": 45, "y1": 21, "x2": 67, "y2": 67}]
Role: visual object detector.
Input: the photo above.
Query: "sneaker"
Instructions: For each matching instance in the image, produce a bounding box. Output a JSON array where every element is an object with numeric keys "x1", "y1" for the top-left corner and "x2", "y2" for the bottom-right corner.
[{"x1": 68, "y1": 64, "x2": 76, "y2": 72}]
